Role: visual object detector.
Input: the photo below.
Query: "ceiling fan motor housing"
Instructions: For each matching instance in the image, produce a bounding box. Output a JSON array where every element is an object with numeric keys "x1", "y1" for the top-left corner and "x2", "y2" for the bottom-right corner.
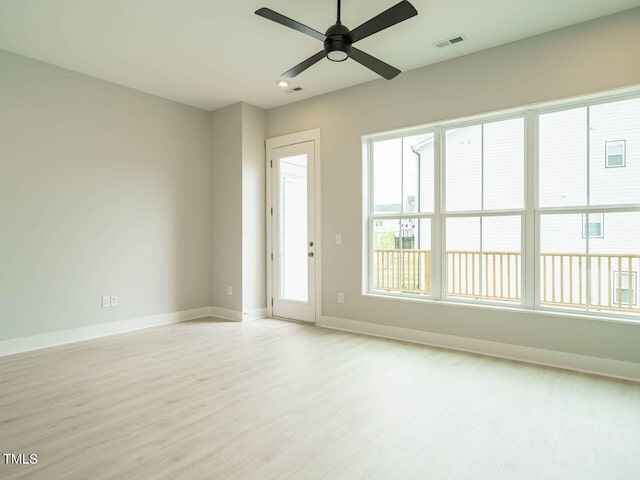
[{"x1": 324, "y1": 23, "x2": 351, "y2": 61}]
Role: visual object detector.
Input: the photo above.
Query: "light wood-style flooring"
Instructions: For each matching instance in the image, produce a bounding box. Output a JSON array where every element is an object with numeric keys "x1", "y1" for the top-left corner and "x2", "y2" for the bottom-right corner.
[{"x1": 1, "y1": 317, "x2": 639, "y2": 479}]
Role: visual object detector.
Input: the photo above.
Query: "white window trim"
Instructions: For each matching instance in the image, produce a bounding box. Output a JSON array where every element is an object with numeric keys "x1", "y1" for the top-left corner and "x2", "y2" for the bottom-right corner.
[
  {"x1": 581, "y1": 213, "x2": 604, "y2": 239},
  {"x1": 612, "y1": 271, "x2": 637, "y2": 306},
  {"x1": 363, "y1": 87, "x2": 640, "y2": 321},
  {"x1": 605, "y1": 140, "x2": 626, "y2": 168}
]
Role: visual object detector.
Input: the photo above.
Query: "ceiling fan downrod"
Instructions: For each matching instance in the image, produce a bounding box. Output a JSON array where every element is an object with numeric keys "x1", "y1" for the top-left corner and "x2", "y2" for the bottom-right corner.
[{"x1": 325, "y1": 0, "x2": 350, "y2": 62}]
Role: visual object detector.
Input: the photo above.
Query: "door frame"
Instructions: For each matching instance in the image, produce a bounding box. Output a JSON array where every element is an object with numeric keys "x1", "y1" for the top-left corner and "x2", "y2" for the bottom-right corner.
[{"x1": 266, "y1": 129, "x2": 321, "y2": 323}]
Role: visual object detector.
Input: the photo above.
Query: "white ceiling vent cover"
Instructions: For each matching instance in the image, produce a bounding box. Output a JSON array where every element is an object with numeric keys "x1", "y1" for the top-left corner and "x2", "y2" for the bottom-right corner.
[{"x1": 435, "y1": 35, "x2": 466, "y2": 48}]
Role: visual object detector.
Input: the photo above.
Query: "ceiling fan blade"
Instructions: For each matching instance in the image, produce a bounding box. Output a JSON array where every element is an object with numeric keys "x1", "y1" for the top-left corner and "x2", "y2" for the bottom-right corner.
[
  {"x1": 349, "y1": 1, "x2": 418, "y2": 44},
  {"x1": 349, "y1": 47, "x2": 401, "y2": 80},
  {"x1": 255, "y1": 8, "x2": 326, "y2": 42},
  {"x1": 282, "y1": 50, "x2": 326, "y2": 78}
]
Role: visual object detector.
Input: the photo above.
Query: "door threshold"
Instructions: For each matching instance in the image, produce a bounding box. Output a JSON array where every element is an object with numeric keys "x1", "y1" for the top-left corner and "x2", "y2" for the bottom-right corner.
[{"x1": 271, "y1": 315, "x2": 316, "y2": 326}]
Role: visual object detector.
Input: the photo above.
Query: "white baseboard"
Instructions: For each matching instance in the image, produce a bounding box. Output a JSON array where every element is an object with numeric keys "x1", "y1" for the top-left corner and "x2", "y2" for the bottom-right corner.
[
  {"x1": 319, "y1": 315, "x2": 640, "y2": 383},
  {"x1": 0, "y1": 307, "x2": 213, "y2": 357},
  {"x1": 242, "y1": 307, "x2": 269, "y2": 321},
  {"x1": 210, "y1": 306, "x2": 244, "y2": 322}
]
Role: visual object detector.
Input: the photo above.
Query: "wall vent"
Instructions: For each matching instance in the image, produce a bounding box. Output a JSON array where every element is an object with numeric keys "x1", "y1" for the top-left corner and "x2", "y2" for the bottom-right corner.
[{"x1": 435, "y1": 35, "x2": 466, "y2": 48}]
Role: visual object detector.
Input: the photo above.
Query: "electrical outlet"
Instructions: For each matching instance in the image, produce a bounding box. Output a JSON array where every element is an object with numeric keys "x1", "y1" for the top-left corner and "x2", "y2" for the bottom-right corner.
[
  {"x1": 102, "y1": 296, "x2": 111, "y2": 308},
  {"x1": 227, "y1": 286, "x2": 233, "y2": 296},
  {"x1": 110, "y1": 295, "x2": 119, "y2": 307},
  {"x1": 337, "y1": 292, "x2": 344, "y2": 304}
]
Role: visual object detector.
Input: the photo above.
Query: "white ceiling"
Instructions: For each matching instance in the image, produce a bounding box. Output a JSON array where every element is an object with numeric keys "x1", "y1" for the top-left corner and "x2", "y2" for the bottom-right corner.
[{"x1": 1, "y1": 0, "x2": 639, "y2": 111}]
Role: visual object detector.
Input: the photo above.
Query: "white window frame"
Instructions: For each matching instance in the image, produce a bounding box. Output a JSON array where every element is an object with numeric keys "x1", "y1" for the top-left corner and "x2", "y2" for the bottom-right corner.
[
  {"x1": 441, "y1": 115, "x2": 526, "y2": 306},
  {"x1": 605, "y1": 140, "x2": 626, "y2": 168},
  {"x1": 366, "y1": 128, "x2": 436, "y2": 298},
  {"x1": 363, "y1": 88, "x2": 640, "y2": 320}
]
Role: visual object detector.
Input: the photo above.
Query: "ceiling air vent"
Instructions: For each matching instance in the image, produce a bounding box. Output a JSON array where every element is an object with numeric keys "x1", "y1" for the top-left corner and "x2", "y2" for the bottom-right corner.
[
  {"x1": 435, "y1": 35, "x2": 466, "y2": 48},
  {"x1": 285, "y1": 87, "x2": 303, "y2": 94}
]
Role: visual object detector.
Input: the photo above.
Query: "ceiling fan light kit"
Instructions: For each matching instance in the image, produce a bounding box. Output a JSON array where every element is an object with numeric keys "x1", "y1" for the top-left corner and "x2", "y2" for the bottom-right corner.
[
  {"x1": 324, "y1": 24, "x2": 351, "y2": 62},
  {"x1": 256, "y1": 0, "x2": 418, "y2": 80}
]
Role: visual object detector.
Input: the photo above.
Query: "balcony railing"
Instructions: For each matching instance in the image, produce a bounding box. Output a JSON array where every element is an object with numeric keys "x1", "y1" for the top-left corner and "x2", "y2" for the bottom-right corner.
[
  {"x1": 374, "y1": 249, "x2": 431, "y2": 295},
  {"x1": 373, "y1": 249, "x2": 640, "y2": 314}
]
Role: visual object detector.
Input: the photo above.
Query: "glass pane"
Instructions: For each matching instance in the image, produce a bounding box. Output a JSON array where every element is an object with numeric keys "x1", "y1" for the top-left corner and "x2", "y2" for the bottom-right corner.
[
  {"x1": 417, "y1": 219, "x2": 432, "y2": 295},
  {"x1": 590, "y1": 98, "x2": 640, "y2": 205},
  {"x1": 445, "y1": 126, "x2": 482, "y2": 211},
  {"x1": 540, "y1": 214, "x2": 587, "y2": 311},
  {"x1": 446, "y1": 217, "x2": 480, "y2": 298},
  {"x1": 588, "y1": 212, "x2": 640, "y2": 315},
  {"x1": 402, "y1": 140, "x2": 418, "y2": 214},
  {"x1": 373, "y1": 138, "x2": 401, "y2": 214},
  {"x1": 607, "y1": 142, "x2": 624, "y2": 156},
  {"x1": 482, "y1": 216, "x2": 521, "y2": 303},
  {"x1": 373, "y1": 219, "x2": 401, "y2": 292},
  {"x1": 279, "y1": 154, "x2": 308, "y2": 302},
  {"x1": 539, "y1": 107, "x2": 587, "y2": 207},
  {"x1": 483, "y1": 118, "x2": 524, "y2": 210},
  {"x1": 406, "y1": 133, "x2": 435, "y2": 213},
  {"x1": 397, "y1": 218, "x2": 431, "y2": 295}
]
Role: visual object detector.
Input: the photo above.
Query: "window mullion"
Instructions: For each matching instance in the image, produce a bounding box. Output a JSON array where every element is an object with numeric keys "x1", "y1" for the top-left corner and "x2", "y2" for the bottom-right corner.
[
  {"x1": 480, "y1": 124, "x2": 485, "y2": 302},
  {"x1": 525, "y1": 111, "x2": 537, "y2": 308},
  {"x1": 433, "y1": 126, "x2": 443, "y2": 300},
  {"x1": 585, "y1": 107, "x2": 591, "y2": 312}
]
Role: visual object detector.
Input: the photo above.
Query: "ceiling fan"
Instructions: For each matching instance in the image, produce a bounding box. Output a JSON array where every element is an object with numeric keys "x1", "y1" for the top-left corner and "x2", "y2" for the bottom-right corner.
[{"x1": 255, "y1": 0, "x2": 418, "y2": 80}]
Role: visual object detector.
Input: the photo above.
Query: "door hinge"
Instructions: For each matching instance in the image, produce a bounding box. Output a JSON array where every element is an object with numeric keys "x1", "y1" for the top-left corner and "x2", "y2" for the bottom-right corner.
[
  {"x1": 271, "y1": 298, "x2": 273, "y2": 306},
  {"x1": 270, "y1": 207, "x2": 273, "y2": 216},
  {"x1": 270, "y1": 160, "x2": 273, "y2": 168},
  {"x1": 271, "y1": 252, "x2": 273, "y2": 261}
]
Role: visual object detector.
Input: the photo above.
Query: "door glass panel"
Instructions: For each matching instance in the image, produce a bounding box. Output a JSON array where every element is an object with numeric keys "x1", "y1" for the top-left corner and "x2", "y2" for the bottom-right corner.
[{"x1": 279, "y1": 154, "x2": 308, "y2": 301}]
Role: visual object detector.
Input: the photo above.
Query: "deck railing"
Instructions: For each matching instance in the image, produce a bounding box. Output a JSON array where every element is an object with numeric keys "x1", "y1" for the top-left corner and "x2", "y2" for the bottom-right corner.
[
  {"x1": 373, "y1": 249, "x2": 640, "y2": 314},
  {"x1": 540, "y1": 253, "x2": 640, "y2": 313},
  {"x1": 446, "y1": 250, "x2": 520, "y2": 302},
  {"x1": 373, "y1": 249, "x2": 431, "y2": 295}
]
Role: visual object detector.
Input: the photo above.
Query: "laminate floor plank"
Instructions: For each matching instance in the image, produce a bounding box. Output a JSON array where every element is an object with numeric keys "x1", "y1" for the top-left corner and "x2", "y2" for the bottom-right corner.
[{"x1": 1, "y1": 317, "x2": 638, "y2": 479}]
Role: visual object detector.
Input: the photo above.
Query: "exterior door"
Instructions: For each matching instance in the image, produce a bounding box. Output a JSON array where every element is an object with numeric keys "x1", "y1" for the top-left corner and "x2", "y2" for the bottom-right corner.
[{"x1": 271, "y1": 141, "x2": 316, "y2": 322}]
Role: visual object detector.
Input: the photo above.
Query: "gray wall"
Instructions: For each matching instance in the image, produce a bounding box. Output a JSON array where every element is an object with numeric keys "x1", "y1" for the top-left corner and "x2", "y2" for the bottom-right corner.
[
  {"x1": 210, "y1": 102, "x2": 266, "y2": 313},
  {"x1": 210, "y1": 103, "x2": 243, "y2": 311},
  {"x1": 0, "y1": 49, "x2": 212, "y2": 341},
  {"x1": 241, "y1": 104, "x2": 266, "y2": 311},
  {"x1": 265, "y1": 8, "x2": 640, "y2": 363}
]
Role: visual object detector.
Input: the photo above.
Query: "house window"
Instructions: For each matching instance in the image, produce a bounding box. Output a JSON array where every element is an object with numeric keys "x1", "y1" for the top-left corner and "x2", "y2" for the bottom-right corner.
[
  {"x1": 370, "y1": 132, "x2": 434, "y2": 296},
  {"x1": 365, "y1": 92, "x2": 640, "y2": 318},
  {"x1": 613, "y1": 271, "x2": 637, "y2": 306},
  {"x1": 444, "y1": 118, "x2": 524, "y2": 303},
  {"x1": 581, "y1": 213, "x2": 604, "y2": 238},
  {"x1": 538, "y1": 97, "x2": 640, "y2": 315},
  {"x1": 605, "y1": 140, "x2": 626, "y2": 168}
]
